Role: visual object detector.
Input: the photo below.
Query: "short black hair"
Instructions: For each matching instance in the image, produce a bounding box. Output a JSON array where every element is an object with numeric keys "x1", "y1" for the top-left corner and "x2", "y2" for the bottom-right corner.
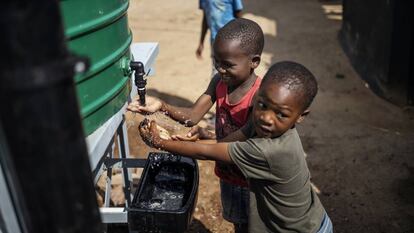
[
  {"x1": 262, "y1": 61, "x2": 318, "y2": 110},
  {"x1": 215, "y1": 18, "x2": 264, "y2": 55}
]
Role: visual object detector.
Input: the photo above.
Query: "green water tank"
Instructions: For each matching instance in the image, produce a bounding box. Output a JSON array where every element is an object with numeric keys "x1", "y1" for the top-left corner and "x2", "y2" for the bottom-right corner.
[{"x1": 60, "y1": 0, "x2": 132, "y2": 136}]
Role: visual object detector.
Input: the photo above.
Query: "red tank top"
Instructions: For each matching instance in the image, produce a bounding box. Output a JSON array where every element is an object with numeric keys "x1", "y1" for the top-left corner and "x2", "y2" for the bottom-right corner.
[{"x1": 215, "y1": 76, "x2": 262, "y2": 187}]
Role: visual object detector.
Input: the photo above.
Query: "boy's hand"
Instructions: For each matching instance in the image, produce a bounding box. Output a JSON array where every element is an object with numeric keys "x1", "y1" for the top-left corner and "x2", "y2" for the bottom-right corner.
[
  {"x1": 171, "y1": 126, "x2": 200, "y2": 141},
  {"x1": 139, "y1": 119, "x2": 162, "y2": 148},
  {"x1": 127, "y1": 96, "x2": 163, "y2": 114},
  {"x1": 171, "y1": 125, "x2": 215, "y2": 141},
  {"x1": 196, "y1": 126, "x2": 216, "y2": 139}
]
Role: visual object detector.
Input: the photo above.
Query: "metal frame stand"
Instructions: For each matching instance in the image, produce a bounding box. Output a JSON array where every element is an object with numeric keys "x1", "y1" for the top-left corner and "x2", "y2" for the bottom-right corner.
[
  {"x1": 85, "y1": 42, "x2": 159, "y2": 231},
  {"x1": 94, "y1": 115, "x2": 145, "y2": 225}
]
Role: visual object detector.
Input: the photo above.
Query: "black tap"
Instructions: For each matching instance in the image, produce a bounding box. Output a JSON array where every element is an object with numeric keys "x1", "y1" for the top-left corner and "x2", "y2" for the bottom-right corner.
[{"x1": 130, "y1": 61, "x2": 146, "y2": 106}]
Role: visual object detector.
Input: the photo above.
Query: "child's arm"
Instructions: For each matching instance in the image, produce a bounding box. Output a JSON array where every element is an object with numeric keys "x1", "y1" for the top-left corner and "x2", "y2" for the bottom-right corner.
[
  {"x1": 140, "y1": 119, "x2": 232, "y2": 163},
  {"x1": 172, "y1": 111, "x2": 253, "y2": 142},
  {"x1": 129, "y1": 76, "x2": 219, "y2": 126},
  {"x1": 127, "y1": 95, "x2": 204, "y2": 124},
  {"x1": 167, "y1": 75, "x2": 219, "y2": 126}
]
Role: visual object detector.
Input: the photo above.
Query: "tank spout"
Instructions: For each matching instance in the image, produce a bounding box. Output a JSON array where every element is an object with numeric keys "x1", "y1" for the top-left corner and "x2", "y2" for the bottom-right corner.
[{"x1": 130, "y1": 61, "x2": 146, "y2": 106}]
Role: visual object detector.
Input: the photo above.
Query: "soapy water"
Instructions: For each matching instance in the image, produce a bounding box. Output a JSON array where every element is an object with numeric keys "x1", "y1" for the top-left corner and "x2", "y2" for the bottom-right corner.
[{"x1": 138, "y1": 162, "x2": 188, "y2": 210}]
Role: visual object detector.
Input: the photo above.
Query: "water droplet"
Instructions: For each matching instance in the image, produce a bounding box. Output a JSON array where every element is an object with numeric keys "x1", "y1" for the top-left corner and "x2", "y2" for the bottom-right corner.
[{"x1": 74, "y1": 61, "x2": 86, "y2": 73}]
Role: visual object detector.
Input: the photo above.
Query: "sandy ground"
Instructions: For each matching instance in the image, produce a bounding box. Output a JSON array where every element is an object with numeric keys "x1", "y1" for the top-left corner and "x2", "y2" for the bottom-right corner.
[{"x1": 125, "y1": 0, "x2": 414, "y2": 232}]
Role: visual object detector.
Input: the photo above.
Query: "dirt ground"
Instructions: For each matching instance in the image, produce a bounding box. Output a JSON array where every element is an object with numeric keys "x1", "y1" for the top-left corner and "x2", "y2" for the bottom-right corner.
[{"x1": 125, "y1": 0, "x2": 414, "y2": 232}]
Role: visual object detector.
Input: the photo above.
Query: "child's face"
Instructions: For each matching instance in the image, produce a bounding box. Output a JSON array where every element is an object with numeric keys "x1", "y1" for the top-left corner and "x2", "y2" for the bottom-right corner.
[
  {"x1": 213, "y1": 39, "x2": 257, "y2": 87},
  {"x1": 252, "y1": 82, "x2": 308, "y2": 138}
]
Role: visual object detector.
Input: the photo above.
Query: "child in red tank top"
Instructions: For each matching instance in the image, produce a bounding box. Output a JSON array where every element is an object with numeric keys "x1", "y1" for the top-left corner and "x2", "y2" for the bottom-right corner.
[
  {"x1": 215, "y1": 77, "x2": 261, "y2": 187},
  {"x1": 128, "y1": 18, "x2": 264, "y2": 232}
]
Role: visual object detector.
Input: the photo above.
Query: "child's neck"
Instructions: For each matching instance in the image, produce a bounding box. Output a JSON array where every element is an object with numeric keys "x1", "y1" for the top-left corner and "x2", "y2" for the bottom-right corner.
[
  {"x1": 228, "y1": 72, "x2": 257, "y2": 93},
  {"x1": 227, "y1": 72, "x2": 257, "y2": 104}
]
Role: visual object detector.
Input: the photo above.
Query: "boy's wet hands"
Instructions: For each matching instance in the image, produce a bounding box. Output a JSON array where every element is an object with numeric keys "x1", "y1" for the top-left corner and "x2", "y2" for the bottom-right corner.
[
  {"x1": 170, "y1": 125, "x2": 214, "y2": 141},
  {"x1": 171, "y1": 126, "x2": 200, "y2": 141},
  {"x1": 196, "y1": 126, "x2": 215, "y2": 139},
  {"x1": 139, "y1": 119, "x2": 162, "y2": 148},
  {"x1": 127, "y1": 96, "x2": 163, "y2": 114}
]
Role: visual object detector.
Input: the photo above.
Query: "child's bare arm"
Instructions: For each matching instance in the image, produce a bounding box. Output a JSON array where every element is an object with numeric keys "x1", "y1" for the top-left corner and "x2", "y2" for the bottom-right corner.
[
  {"x1": 156, "y1": 76, "x2": 219, "y2": 126},
  {"x1": 127, "y1": 95, "x2": 210, "y2": 126},
  {"x1": 140, "y1": 120, "x2": 232, "y2": 163},
  {"x1": 160, "y1": 94, "x2": 213, "y2": 126},
  {"x1": 172, "y1": 113, "x2": 252, "y2": 142},
  {"x1": 129, "y1": 76, "x2": 218, "y2": 126}
]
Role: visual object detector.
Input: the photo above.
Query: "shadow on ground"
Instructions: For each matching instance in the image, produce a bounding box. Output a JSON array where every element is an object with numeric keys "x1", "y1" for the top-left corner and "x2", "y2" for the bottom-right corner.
[{"x1": 243, "y1": 0, "x2": 414, "y2": 233}]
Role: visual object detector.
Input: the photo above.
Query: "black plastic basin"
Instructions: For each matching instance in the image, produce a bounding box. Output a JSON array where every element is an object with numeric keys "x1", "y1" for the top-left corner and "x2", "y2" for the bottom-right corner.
[{"x1": 128, "y1": 152, "x2": 199, "y2": 233}]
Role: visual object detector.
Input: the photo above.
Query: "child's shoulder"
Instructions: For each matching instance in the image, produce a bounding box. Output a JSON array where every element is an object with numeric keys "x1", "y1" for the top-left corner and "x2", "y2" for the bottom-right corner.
[
  {"x1": 271, "y1": 128, "x2": 301, "y2": 149},
  {"x1": 204, "y1": 74, "x2": 222, "y2": 97},
  {"x1": 252, "y1": 128, "x2": 303, "y2": 155},
  {"x1": 210, "y1": 74, "x2": 222, "y2": 88}
]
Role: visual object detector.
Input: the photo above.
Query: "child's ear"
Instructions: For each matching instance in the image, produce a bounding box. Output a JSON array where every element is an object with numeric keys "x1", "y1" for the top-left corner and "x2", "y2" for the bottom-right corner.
[
  {"x1": 296, "y1": 109, "x2": 310, "y2": 123},
  {"x1": 250, "y1": 55, "x2": 261, "y2": 68}
]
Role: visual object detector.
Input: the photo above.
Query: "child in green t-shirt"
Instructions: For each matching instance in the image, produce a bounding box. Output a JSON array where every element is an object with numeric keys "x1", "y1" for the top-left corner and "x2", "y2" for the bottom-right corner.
[{"x1": 139, "y1": 61, "x2": 333, "y2": 233}]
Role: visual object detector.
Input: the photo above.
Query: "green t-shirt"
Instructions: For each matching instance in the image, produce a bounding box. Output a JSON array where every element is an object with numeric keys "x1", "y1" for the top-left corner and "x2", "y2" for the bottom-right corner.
[{"x1": 229, "y1": 128, "x2": 325, "y2": 233}]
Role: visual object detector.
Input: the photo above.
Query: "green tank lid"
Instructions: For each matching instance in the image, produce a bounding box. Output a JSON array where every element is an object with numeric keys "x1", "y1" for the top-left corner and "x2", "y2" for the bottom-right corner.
[{"x1": 60, "y1": 0, "x2": 132, "y2": 135}]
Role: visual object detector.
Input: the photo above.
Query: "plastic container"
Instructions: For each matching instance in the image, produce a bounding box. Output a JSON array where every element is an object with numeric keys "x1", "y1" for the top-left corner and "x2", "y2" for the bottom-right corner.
[
  {"x1": 128, "y1": 152, "x2": 199, "y2": 233},
  {"x1": 60, "y1": 0, "x2": 133, "y2": 135}
]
